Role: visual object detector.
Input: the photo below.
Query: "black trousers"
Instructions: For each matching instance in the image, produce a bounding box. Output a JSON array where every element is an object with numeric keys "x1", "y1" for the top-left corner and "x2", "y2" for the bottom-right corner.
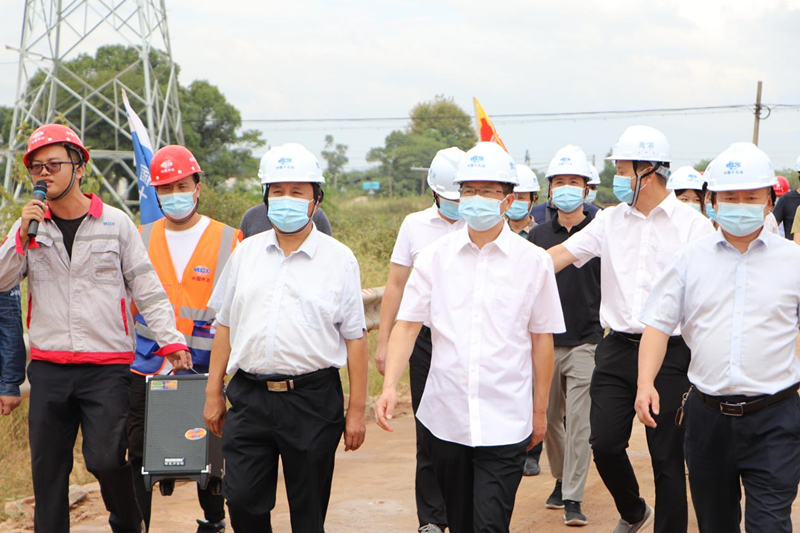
[
  {"x1": 410, "y1": 325, "x2": 448, "y2": 529},
  {"x1": 685, "y1": 390, "x2": 800, "y2": 533},
  {"x1": 589, "y1": 333, "x2": 690, "y2": 533},
  {"x1": 27, "y1": 360, "x2": 143, "y2": 533},
  {"x1": 421, "y1": 423, "x2": 528, "y2": 533},
  {"x1": 127, "y1": 372, "x2": 225, "y2": 531},
  {"x1": 222, "y1": 368, "x2": 345, "y2": 532}
]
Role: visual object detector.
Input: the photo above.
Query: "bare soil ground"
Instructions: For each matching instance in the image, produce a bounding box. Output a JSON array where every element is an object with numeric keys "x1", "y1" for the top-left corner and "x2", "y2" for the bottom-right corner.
[{"x1": 4, "y1": 399, "x2": 800, "y2": 532}]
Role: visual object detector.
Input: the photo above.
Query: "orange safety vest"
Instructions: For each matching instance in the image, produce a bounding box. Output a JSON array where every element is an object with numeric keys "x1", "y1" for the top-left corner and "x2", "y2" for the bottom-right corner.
[{"x1": 131, "y1": 217, "x2": 241, "y2": 375}]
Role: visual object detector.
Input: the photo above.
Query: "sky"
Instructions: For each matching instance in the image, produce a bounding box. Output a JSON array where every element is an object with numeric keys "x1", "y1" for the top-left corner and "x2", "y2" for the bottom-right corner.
[{"x1": 1, "y1": 0, "x2": 799, "y2": 174}]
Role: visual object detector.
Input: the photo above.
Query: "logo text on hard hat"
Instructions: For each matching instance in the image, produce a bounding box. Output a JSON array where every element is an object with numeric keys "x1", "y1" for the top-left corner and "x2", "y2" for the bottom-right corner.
[
  {"x1": 559, "y1": 157, "x2": 571, "y2": 164},
  {"x1": 724, "y1": 161, "x2": 743, "y2": 175},
  {"x1": 467, "y1": 155, "x2": 486, "y2": 169},
  {"x1": 277, "y1": 157, "x2": 295, "y2": 170}
]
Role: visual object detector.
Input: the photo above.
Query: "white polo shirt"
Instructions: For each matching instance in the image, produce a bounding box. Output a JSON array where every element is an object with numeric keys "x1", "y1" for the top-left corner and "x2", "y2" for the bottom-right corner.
[
  {"x1": 209, "y1": 226, "x2": 366, "y2": 376},
  {"x1": 641, "y1": 229, "x2": 800, "y2": 397},
  {"x1": 391, "y1": 205, "x2": 466, "y2": 267},
  {"x1": 398, "y1": 224, "x2": 566, "y2": 447},
  {"x1": 562, "y1": 192, "x2": 713, "y2": 334}
]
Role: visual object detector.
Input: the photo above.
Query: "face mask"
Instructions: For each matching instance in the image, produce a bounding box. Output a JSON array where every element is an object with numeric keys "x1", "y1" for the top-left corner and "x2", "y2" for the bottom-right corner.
[
  {"x1": 613, "y1": 175, "x2": 634, "y2": 204},
  {"x1": 458, "y1": 195, "x2": 504, "y2": 231},
  {"x1": 506, "y1": 200, "x2": 531, "y2": 221},
  {"x1": 716, "y1": 202, "x2": 766, "y2": 237},
  {"x1": 706, "y1": 204, "x2": 716, "y2": 221},
  {"x1": 268, "y1": 196, "x2": 312, "y2": 233},
  {"x1": 687, "y1": 203, "x2": 702, "y2": 213},
  {"x1": 160, "y1": 191, "x2": 196, "y2": 219},
  {"x1": 552, "y1": 185, "x2": 584, "y2": 213},
  {"x1": 438, "y1": 198, "x2": 462, "y2": 221},
  {"x1": 585, "y1": 189, "x2": 597, "y2": 203}
]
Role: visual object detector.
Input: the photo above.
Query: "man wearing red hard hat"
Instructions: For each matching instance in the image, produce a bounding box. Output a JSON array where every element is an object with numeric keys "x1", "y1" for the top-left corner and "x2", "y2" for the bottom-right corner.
[
  {"x1": 127, "y1": 145, "x2": 242, "y2": 533},
  {"x1": 0, "y1": 124, "x2": 190, "y2": 533}
]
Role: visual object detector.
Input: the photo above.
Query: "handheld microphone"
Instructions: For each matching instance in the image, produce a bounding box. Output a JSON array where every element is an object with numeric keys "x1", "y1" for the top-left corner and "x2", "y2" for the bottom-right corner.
[{"x1": 27, "y1": 180, "x2": 48, "y2": 238}]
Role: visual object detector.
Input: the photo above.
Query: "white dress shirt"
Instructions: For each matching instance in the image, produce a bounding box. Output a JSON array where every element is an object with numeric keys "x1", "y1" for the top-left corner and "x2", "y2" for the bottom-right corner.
[
  {"x1": 640, "y1": 229, "x2": 800, "y2": 397},
  {"x1": 390, "y1": 205, "x2": 466, "y2": 267},
  {"x1": 563, "y1": 192, "x2": 714, "y2": 334},
  {"x1": 398, "y1": 224, "x2": 566, "y2": 447},
  {"x1": 209, "y1": 226, "x2": 366, "y2": 376}
]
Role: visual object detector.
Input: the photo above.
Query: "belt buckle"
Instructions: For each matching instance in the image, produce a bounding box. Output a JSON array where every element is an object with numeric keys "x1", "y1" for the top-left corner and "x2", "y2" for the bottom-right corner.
[
  {"x1": 719, "y1": 401, "x2": 745, "y2": 416},
  {"x1": 266, "y1": 380, "x2": 294, "y2": 392}
]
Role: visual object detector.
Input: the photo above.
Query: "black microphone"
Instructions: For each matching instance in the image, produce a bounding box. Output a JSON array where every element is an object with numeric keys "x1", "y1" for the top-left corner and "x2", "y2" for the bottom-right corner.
[{"x1": 27, "y1": 180, "x2": 48, "y2": 238}]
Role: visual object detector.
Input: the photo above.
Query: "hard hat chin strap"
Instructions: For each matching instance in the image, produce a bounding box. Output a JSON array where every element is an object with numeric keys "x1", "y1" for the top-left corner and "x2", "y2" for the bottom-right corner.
[
  {"x1": 47, "y1": 165, "x2": 78, "y2": 202},
  {"x1": 629, "y1": 162, "x2": 660, "y2": 207}
]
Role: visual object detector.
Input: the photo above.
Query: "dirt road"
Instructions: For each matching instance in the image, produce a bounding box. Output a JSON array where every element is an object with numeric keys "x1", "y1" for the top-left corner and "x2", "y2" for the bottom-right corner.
[{"x1": 6, "y1": 401, "x2": 800, "y2": 532}]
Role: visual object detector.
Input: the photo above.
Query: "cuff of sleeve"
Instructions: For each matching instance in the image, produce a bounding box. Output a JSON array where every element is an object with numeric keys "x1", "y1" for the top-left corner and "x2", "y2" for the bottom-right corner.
[
  {"x1": 341, "y1": 324, "x2": 366, "y2": 340},
  {"x1": 561, "y1": 241, "x2": 588, "y2": 268},
  {"x1": 639, "y1": 316, "x2": 677, "y2": 336},
  {"x1": 0, "y1": 383, "x2": 21, "y2": 397},
  {"x1": 397, "y1": 311, "x2": 427, "y2": 323},
  {"x1": 154, "y1": 343, "x2": 189, "y2": 357},
  {"x1": 14, "y1": 228, "x2": 37, "y2": 254},
  {"x1": 390, "y1": 257, "x2": 412, "y2": 268}
]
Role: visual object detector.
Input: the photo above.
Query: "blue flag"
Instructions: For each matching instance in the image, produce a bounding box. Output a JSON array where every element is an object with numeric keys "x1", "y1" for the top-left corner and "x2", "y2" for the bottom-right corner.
[{"x1": 121, "y1": 89, "x2": 163, "y2": 225}]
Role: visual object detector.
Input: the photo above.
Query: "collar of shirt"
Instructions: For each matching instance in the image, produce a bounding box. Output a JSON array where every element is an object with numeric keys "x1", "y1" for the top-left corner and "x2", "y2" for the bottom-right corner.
[
  {"x1": 711, "y1": 227, "x2": 770, "y2": 254},
  {"x1": 551, "y1": 210, "x2": 592, "y2": 234},
  {"x1": 264, "y1": 224, "x2": 319, "y2": 259},
  {"x1": 454, "y1": 222, "x2": 513, "y2": 256},
  {"x1": 622, "y1": 191, "x2": 678, "y2": 220}
]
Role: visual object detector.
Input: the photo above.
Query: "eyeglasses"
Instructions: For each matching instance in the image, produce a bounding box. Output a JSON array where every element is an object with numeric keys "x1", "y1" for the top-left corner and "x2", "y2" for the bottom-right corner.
[
  {"x1": 460, "y1": 187, "x2": 506, "y2": 198},
  {"x1": 28, "y1": 161, "x2": 75, "y2": 176}
]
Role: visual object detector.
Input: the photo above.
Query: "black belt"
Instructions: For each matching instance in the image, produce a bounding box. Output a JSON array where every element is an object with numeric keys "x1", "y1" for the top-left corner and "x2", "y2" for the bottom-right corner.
[
  {"x1": 238, "y1": 367, "x2": 337, "y2": 393},
  {"x1": 610, "y1": 330, "x2": 685, "y2": 346},
  {"x1": 694, "y1": 383, "x2": 800, "y2": 417}
]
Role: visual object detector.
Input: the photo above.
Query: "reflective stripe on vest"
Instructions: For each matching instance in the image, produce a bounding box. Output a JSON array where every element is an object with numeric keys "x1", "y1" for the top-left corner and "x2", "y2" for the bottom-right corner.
[{"x1": 135, "y1": 322, "x2": 214, "y2": 351}]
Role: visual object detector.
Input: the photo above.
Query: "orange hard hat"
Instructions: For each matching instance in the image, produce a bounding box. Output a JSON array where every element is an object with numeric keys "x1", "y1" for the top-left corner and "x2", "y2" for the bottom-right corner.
[
  {"x1": 150, "y1": 145, "x2": 202, "y2": 186},
  {"x1": 774, "y1": 175, "x2": 790, "y2": 197},
  {"x1": 23, "y1": 124, "x2": 90, "y2": 167}
]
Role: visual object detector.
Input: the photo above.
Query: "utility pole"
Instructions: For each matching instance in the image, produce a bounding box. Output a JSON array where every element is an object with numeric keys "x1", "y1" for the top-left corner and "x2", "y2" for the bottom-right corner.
[
  {"x1": 388, "y1": 166, "x2": 393, "y2": 198},
  {"x1": 752, "y1": 81, "x2": 763, "y2": 146}
]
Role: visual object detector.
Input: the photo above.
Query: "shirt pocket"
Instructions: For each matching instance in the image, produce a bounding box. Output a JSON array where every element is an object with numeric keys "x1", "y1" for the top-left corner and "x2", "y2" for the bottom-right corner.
[
  {"x1": 297, "y1": 289, "x2": 337, "y2": 331},
  {"x1": 90, "y1": 240, "x2": 123, "y2": 285},
  {"x1": 491, "y1": 286, "x2": 531, "y2": 332},
  {"x1": 29, "y1": 236, "x2": 57, "y2": 282}
]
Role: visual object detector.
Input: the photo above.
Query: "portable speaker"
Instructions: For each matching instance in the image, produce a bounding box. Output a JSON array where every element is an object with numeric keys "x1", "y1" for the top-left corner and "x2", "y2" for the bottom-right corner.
[{"x1": 142, "y1": 374, "x2": 223, "y2": 495}]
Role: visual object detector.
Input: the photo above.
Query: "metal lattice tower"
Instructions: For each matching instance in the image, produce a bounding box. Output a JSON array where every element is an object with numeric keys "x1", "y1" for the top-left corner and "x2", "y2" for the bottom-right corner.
[{"x1": 3, "y1": 0, "x2": 183, "y2": 215}]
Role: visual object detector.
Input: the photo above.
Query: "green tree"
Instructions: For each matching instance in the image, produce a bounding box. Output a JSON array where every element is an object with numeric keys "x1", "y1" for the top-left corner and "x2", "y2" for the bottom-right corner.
[
  {"x1": 408, "y1": 95, "x2": 477, "y2": 150},
  {"x1": 368, "y1": 96, "x2": 475, "y2": 195},
  {"x1": 321, "y1": 134, "x2": 349, "y2": 189},
  {"x1": 693, "y1": 159, "x2": 713, "y2": 172},
  {"x1": 0, "y1": 106, "x2": 13, "y2": 148}
]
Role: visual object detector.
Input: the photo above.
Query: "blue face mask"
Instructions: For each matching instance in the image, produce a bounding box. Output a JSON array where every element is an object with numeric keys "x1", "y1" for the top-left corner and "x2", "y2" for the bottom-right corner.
[
  {"x1": 438, "y1": 198, "x2": 462, "y2": 221},
  {"x1": 552, "y1": 185, "x2": 585, "y2": 213},
  {"x1": 716, "y1": 202, "x2": 766, "y2": 237},
  {"x1": 268, "y1": 196, "x2": 312, "y2": 233},
  {"x1": 458, "y1": 195, "x2": 504, "y2": 231},
  {"x1": 585, "y1": 189, "x2": 597, "y2": 204},
  {"x1": 686, "y1": 202, "x2": 702, "y2": 213},
  {"x1": 506, "y1": 200, "x2": 531, "y2": 221},
  {"x1": 613, "y1": 175, "x2": 634, "y2": 204},
  {"x1": 159, "y1": 191, "x2": 197, "y2": 219},
  {"x1": 706, "y1": 204, "x2": 716, "y2": 221}
]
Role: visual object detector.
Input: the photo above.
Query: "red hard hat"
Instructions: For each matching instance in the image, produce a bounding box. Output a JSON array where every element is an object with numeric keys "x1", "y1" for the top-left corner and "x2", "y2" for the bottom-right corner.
[
  {"x1": 23, "y1": 124, "x2": 90, "y2": 167},
  {"x1": 150, "y1": 145, "x2": 203, "y2": 186},
  {"x1": 774, "y1": 175, "x2": 790, "y2": 197}
]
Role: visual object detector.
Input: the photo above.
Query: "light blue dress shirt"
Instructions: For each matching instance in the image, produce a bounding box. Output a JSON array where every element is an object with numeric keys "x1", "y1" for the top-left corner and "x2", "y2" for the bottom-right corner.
[{"x1": 641, "y1": 229, "x2": 800, "y2": 396}]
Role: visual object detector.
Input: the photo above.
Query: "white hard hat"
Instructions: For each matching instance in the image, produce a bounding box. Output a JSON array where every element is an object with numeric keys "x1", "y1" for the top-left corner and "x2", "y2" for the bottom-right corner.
[
  {"x1": 258, "y1": 143, "x2": 325, "y2": 185},
  {"x1": 588, "y1": 163, "x2": 601, "y2": 185},
  {"x1": 667, "y1": 166, "x2": 704, "y2": 191},
  {"x1": 607, "y1": 125, "x2": 671, "y2": 163},
  {"x1": 427, "y1": 147, "x2": 464, "y2": 200},
  {"x1": 795, "y1": 154, "x2": 800, "y2": 172},
  {"x1": 705, "y1": 142, "x2": 777, "y2": 192},
  {"x1": 545, "y1": 145, "x2": 593, "y2": 181},
  {"x1": 455, "y1": 142, "x2": 519, "y2": 185},
  {"x1": 515, "y1": 164, "x2": 540, "y2": 193}
]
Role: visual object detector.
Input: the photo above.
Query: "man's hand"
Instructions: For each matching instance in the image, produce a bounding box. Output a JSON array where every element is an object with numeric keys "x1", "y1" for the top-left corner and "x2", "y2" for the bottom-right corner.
[
  {"x1": 375, "y1": 387, "x2": 398, "y2": 432},
  {"x1": 635, "y1": 383, "x2": 660, "y2": 428},
  {"x1": 529, "y1": 410, "x2": 547, "y2": 450},
  {"x1": 0, "y1": 396, "x2": 22, "y2": 416},
  {"x1": 166, "y1": 349, "x2": 192, "y2": 371},
  {"x1": 344, "y1": 409, "x2": 366, "y2": 451},
  {"x1": 373, "y1": 343, "x2": 388, "y2": 376},
  {"x1": 19, "y1": 198, "x2": 46, "y2": 245},
  {"x1": 203, "y1": 389, "x2": 227, "y2": 437}
]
